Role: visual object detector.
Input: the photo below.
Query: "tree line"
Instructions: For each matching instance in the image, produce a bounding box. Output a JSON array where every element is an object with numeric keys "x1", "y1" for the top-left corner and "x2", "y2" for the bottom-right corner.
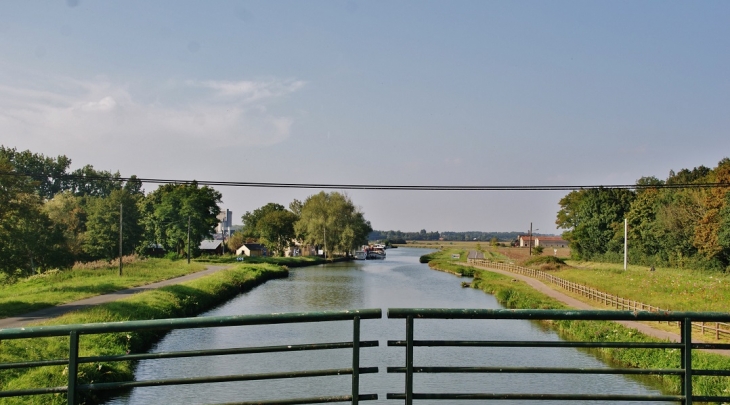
[
  {"x1": 368, "y1": 230, "x2": 521, "y2": 243},
  {"x1": 0, "y1": 146, "x2": 221, "y2": 277},
  {"x1": 556, "y1": 158, "x2": 730, "y2": 271},
  {"x1": 230, "y1": 192, "x2": 372, "y2": 258}
]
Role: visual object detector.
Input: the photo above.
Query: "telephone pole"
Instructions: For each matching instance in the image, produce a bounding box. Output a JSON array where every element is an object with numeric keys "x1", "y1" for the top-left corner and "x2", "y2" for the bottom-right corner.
[
  {"x1": 529, "y1": 222, "x2": 533, "y2": 256},
  {"x1": 187, "y1": 216, "x2": 191, "y2": 264},
  {"x1": 119, "y1": 203, "x2": 123, "y2": 276}
]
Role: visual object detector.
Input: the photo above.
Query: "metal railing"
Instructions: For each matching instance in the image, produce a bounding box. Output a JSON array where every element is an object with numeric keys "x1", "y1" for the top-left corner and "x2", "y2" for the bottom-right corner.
[
  {"x1": 0, "y1": 309, "x2": 381, "y2": 405},
  {"x1": 387, "y1": 308, "x2": 730, "y2": 404},
  {"x1": 468, "y1": 258, "x2": 730, "y2": 339}
]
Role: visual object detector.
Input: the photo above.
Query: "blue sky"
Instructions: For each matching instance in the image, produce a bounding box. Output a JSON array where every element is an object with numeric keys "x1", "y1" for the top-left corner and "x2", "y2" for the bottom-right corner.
[{"x1": 1, "y1": 1, "x2": 729, "y2": 234}]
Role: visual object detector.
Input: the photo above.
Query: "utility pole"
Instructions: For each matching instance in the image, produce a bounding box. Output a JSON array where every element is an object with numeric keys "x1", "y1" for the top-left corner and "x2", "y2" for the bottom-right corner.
[
  {"x1": 529, "y1": 222, "x2": 533, "y2": 256},
  {"x1": 119, "y1": 203, "x2": 123, "y2": 276},
  {"x1": 187, "y1": 216, "x2": 191, "y2": 264},
  {"x1": 624, "y1": 218, "x2": 629, "y2": 270}
]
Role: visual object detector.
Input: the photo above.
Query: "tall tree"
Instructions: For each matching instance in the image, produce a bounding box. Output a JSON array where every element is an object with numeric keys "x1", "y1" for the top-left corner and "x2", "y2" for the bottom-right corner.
[
  {"x1": 139, "y1": 183, "x2": 222, "y2": 256},
  {"x1": 258, "y1": 210, "x2": 298, "y2": 256},
  {"x1": 84, "y1": 189, "x2": 144, "y2": 261},
  {"x1": 0, "y1": 146, "x2": 72, "y2": 200},
  {"x1": 295, "y1": 192, "x2": 372, "y2": 257},
  {"x1": 240, "y1": 203, "x2": 288, "y2": 239},
  {"x1": 0, "y1": 158, "x2": 70, "y2": 275}
]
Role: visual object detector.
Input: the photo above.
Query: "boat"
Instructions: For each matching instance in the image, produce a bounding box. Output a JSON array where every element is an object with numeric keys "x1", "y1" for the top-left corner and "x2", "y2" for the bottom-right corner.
[
  {"x1": 365, "y1": 246, "x2": 386, "y2": 260},
  {"x1": 354, "y1": 251, "x2": 367, "y2": 260}
]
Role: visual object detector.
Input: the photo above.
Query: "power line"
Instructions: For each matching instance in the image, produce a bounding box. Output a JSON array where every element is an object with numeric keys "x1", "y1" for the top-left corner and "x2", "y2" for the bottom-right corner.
[{"x1": 0, "y1": 171, "x2": 728, "y2": 191}]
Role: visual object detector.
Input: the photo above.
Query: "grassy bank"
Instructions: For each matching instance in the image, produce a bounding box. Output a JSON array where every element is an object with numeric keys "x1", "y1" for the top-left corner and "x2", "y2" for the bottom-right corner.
[
  {"x1": 0, "y1": 259, "x2": 207, "y2": 319},
  {"x1": 0, "y1": 263, "x2": 288, "y2": 405},
  {"x1": 195, "y1": 255, "x2": 344, "y2": 267},
  {"x1": 555, "y1": 261, "x2": 730, "y2": 313},
  {"x1": 427, "y1": 255, "x2": 730, "y2": 397}
]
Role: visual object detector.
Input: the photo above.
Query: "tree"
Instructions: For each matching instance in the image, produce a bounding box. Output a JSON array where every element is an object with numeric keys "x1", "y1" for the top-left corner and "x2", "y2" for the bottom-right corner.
[
  {"x1": 0, "y1": 146, "x2": 72, "y2": 200},
  {"x1": 295, "y1": 192, "x2": 372, "y2": 257},
  {"x1": 66, "y1": 164, "x2": 124, "y2": 198},
  {"x1": 139, "y1": 183, "x2": 222, "y2": 257},
  {"x1": 258, "y1": 210, "x2": 298, "y2": 256},
  {"x1": 568, "y1": 187, "x2": 635, "y2": 259},
  {"x1": 240, "y1": 203, "x2": 288, "y2": 239},
  {"x1": 43, "y1": 191, "x2": 87, "y2": 258},
  {"x1": 83, "y1": 189, "x2": 144, "y2": 261},
  {"x1": 0, "y1": 158, "x2": 70, "y2": 275}
]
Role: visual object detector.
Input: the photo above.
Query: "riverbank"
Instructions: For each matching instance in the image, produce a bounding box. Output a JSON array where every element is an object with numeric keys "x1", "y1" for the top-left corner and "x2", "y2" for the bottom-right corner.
[
  {"x1": 0, "y1": 263, "x2": 288, "y2": 405},
  {"x1": 424, "y1": 252, "x2": 730, "y2": 398}
]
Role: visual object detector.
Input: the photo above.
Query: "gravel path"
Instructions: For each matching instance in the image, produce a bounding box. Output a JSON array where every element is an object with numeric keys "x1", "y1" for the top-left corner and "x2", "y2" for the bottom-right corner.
[
  {"x1": 470, "y1": 261, "x2": 730, "y2": 355},
  {"x1": 0, "y1": 265, "x2": 229, "y2": 329}
]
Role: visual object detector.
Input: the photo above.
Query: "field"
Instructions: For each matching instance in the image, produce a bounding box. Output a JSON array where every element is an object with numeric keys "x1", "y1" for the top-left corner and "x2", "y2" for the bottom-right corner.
[
  {"x1": 0, "y1": 258, "x2": 207, "y2": 319},
  {"x1": 396, "y1": 240, "x2": 571, "y2": 261}
]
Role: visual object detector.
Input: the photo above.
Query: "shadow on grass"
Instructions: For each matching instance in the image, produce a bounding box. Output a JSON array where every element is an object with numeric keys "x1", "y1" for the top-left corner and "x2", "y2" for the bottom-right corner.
[{"x1": 0, "y1": 301, "x2": 56, "y2": 319}]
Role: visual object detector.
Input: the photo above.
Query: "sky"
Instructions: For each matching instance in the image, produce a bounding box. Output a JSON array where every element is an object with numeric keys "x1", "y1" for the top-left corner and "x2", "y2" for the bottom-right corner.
[{"x1": 1, "y1": 1, "x2": 729, "y2": 234}]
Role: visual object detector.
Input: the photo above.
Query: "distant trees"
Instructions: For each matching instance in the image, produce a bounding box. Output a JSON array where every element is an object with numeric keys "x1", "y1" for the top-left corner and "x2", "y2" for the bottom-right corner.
[
  {"x1": 557, "y1": 158, "x2": 730, "y2": 271},
  {"x1": 242, "y1": 192, "x2": 372, "y2": 258}
]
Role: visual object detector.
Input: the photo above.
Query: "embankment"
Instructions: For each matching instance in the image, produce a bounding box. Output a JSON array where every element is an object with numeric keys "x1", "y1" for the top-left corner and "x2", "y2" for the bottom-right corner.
[
  {"x1": 425, "y1": 254, "x2": 730, "y2": 397},
  {"x1": 0, "y1": 263, "x2": 288, "y2": 405}
]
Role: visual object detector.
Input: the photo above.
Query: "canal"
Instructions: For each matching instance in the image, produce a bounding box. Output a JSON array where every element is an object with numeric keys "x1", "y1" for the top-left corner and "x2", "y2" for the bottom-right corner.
[{"x1": 107, "y1": 248, "x2": 669, "y2": 404}]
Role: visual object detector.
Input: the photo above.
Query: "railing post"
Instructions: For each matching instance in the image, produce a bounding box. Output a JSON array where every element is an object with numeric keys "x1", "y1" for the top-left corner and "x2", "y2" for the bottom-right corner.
[
  {"x1": 68, "y1": 331, "x2": 79, "y2": 405},
  {"x1": 681, "y1": 318, "x2": 692, "y2": 405},
  {"x1": 352, "y1": 316, "x2": 360, "y2": 405},
  {"x1": 406, "y1": 315, "x2": 414, "y2": 405}
]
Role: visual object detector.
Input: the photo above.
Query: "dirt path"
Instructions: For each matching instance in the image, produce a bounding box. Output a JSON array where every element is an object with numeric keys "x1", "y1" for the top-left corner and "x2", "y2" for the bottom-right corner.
[
  {"x1": 0, "y1": 265, "x2": 229, "y2": 329},
  {"x1": 470, "y1": 262, "x2": 730, "y2": 355}
]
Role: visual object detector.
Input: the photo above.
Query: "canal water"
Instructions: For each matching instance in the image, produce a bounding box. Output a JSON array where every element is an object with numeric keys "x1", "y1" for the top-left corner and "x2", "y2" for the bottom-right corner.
[{"x1": 107, "y1": 248, "x2": 669, "y2": 404}]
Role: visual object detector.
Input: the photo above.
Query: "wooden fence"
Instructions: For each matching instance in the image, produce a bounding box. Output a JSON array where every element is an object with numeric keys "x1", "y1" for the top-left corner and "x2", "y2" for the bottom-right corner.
[{"x1": 467, "y1": 258, "x2": 730, "y2": 340}]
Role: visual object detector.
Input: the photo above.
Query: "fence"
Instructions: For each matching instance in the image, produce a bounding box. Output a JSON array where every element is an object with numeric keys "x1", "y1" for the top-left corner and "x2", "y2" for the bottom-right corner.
[
  {"x1": 467, "y1": 258, "x2": 730, "y2": 340},
  {"x1": 387, "y1": 308, "x2": 730, "y2": 405},
  {"x1": 0, "y1": 309, "x2": 381, "y2": 405}
]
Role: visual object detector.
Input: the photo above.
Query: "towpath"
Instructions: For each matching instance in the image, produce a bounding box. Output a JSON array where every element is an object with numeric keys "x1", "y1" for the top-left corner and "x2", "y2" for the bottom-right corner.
[
  {"x1": 0, "y1": 265, "x2": 229, "y2": 329},
  {"x1": 466, "y1": 253, "x2": 729, "y2": 355}
]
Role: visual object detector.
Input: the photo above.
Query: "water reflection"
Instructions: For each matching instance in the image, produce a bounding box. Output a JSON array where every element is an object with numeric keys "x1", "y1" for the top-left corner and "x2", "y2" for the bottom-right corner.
[{"x1": 106, "y1": 248, "x2": 670, "y2": 405}]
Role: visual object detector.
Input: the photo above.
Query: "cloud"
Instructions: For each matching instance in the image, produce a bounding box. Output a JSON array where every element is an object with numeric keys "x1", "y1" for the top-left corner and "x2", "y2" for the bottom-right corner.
[{"x1": 0, "y1": 76, "x2": 305, "y2": 151}]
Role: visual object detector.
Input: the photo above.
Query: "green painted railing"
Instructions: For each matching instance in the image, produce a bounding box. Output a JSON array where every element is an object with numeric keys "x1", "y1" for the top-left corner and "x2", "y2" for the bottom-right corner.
[
  {"x1": 3, "y1": 308, "x2": 730, "y2": 404},
  {"x1": 0, "y1": 309, "x2": 381, "y2": 405},
  {"x1": 387, "y1": 309, "x2": 730, "y2": 404}
]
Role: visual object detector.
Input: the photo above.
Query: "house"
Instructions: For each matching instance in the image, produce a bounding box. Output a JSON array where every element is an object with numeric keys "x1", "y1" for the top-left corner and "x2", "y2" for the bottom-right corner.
[
  {"x1": 199, "y1": 240, "x2": 224, "y2": 255},
  {"x1": 237, "y1": 243, "x2": 266, "y2": 257},
  {"x1": 284, "y1": 240, "x2": 317, "y2": 257},
  {"x1": 534, "y1": 236, "x2": 569, "y2": 248},
  {"x1": 517, "y1": 235, "x2": 533, "y2": 248}
]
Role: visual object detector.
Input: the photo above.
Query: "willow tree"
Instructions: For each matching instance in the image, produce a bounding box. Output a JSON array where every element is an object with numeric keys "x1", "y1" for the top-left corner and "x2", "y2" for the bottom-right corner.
[{"x1": 295, "y1": 192, "x2": 372, "y2": 258}]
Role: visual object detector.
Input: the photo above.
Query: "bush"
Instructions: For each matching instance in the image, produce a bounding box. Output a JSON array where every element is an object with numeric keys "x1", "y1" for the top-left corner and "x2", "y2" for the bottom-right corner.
[{"x1": 523, "y1": 255, "x2": 567, "y2": 270}]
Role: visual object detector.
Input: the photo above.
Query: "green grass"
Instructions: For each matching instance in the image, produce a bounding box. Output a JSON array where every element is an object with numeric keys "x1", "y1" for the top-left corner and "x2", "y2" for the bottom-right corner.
[
  {"x1": 556, "y1": 261, "x2": 730, "y2": 312},
  {"x1": 427, "y1": 260, "x2": 730, "y2": 398},
  {"x1": 0, "y1": 263, "x2": 288, "y2": 405},
  {"x1": 0, "y1": 259, "x2": 208, "y2": 319}
]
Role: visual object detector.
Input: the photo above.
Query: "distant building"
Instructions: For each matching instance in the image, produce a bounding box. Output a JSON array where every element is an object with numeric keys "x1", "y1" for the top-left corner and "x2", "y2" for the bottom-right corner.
[
  {"x1": 237, "y1": 243, "x2": 266, "y2": 257},
  {"x1": 534, "y1": 236, "x2": 568, "y2": 248},
  {"x1": 199, "y1": 240, "x2": 224, "y2": 255},
  {"x1": 216, "y1": 209, "x2": 233, "y2": 235}
]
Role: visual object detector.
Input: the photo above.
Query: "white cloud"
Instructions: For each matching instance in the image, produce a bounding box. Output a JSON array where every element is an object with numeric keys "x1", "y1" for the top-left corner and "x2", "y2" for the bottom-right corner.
[{"x1": 0, "y1": 76, "x2": 305, "y2": 151}]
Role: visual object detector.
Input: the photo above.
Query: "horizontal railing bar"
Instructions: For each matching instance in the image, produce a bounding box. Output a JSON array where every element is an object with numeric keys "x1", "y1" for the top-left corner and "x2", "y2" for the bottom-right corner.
[
  {"x1": 692, "y1": 396, "x2": 730, "y2": 402},
  {"x1": 691, "y1": 369, "x2": 730, "y2": 376},
  {"x1": 0, "y1": 386, "x2": 67, "y2": 398},
  {"x1": 79, "y1": 367, "x2": 379, "y2": 392},
  {"x1": 692, "y1": 343, "x2": 730, "y2": 350},
  {"x1": 215, "y1": 394, "x2": 378, "y2": 405},
  {"x1": 387, "y1": 340, "x2": 682, "y2": 349},
  {"x1": 386, "y1": 366, "x2": 683, "y2": 375},
  {"x1": 82, "y1": 341, "x2": 379, "y2": 364},
  {"x1": 387, "y1": 308, "x2": 730, "y2": 322},
  {"x1": 0, "y1": 358, "x2": 68, "y2": 370},
  {"x1": 387, "y1": 393, "x2": 685, "y2": 401},
  {"x1": 0, "y1": 308, "x2": 383, "y2": 339}
]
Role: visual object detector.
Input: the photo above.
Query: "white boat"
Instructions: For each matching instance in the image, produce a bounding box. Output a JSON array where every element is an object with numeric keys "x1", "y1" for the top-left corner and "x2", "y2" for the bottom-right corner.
[
  {"x1": 366, "y1": 248, "x2": 386, "y2": 260},
  {"x1": 354, "y1": 251, "x2": 367, "y2": 260}
]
